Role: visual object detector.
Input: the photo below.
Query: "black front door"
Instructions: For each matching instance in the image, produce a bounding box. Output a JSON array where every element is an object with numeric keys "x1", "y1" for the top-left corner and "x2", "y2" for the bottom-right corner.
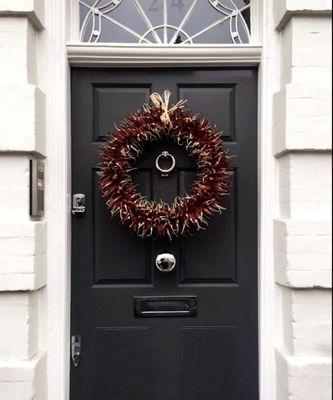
[{"x1": 71, "y1": 68, "x2": 258, "y2": 400}]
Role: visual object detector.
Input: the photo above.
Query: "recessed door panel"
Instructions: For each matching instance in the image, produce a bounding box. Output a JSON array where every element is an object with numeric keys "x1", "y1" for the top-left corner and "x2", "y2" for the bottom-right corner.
[
  {"x1": 93, "y1": 170, "x2": 152, "y2": 284},
  {"x1": 178, "y1": 85, "x2": 236, "y2": 141},
  {"x1": 93, "y1": 85, "x2": 151, "y2": 142},
  {"x1": 180, "y1": 326, "x2": 237, "y2": 400},
  {"x1": 91, "y1": 327, "x2": 152, "y2": 400},
  {"x1": 179, "y1": 170, "x2": 237, "y2": 284}
]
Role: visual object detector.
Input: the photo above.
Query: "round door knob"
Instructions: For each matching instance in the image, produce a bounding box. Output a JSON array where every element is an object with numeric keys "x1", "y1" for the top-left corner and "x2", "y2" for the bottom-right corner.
[{"x1": 155, "y1": 253, "x2": 176, "y2": 273}]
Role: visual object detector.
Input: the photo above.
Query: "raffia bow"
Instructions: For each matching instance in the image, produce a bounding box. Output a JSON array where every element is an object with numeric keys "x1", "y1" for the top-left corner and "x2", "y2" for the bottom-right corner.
[{"x1": 150, "y1": 90, "x2": 186, "y2": 125}]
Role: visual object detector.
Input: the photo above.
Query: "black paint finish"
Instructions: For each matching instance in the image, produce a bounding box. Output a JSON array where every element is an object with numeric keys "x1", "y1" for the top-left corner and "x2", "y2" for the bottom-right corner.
[{"x1": 71, "y1": 68, "x2": 258, "y2": 400}]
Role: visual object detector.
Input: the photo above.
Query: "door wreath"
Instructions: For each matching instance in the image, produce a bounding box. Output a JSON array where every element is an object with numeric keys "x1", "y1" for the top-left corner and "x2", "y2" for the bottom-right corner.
[{"x1": 99, "y1": 91, "x2": 233, "y2": 240}]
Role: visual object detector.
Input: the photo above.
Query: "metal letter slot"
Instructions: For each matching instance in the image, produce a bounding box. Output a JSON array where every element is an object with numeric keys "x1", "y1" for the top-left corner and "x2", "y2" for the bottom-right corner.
[
  {"x1": 134, "y1": 296, "x2": 197, "y2": 317},
  {"x1": 71, "y1": 335, "x2": 81, "y2": 367},
  {"x1": 72, "y1": 193, "x2": 86, "y2": 215}
]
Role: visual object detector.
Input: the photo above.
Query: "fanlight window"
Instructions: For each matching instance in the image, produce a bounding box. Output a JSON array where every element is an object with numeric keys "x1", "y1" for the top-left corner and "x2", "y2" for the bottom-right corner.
[{"x1": 79, "y1": 0, "x2": 251, "y2": 45}]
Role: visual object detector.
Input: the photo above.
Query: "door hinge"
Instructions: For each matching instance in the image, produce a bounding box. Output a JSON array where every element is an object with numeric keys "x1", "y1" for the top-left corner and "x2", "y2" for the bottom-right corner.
[{"x1": 71, "y1": 335, "x2": 81, "y2": 367}]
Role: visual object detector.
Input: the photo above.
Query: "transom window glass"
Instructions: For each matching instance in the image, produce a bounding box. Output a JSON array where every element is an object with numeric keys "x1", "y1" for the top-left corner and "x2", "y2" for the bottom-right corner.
[{"x1": 79, "y1": 0, "x2": 251, "y2": 44}]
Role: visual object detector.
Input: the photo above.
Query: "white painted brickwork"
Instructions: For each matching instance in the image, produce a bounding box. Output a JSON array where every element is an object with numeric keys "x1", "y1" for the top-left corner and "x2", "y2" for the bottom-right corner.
[
  {"x1": 278, "y1": 153, "x2": 332, "y2": 220},
  {"x1": 280, "y1": 288, "x2": 332, "y2": 357},
  {"x1": 0, "y1": 1, "x2": 331, "y2": 400},
  {"x1": 0, "y1": 221, "x2": 46, "y2": 290},
  {"x1": 274, "y1": 15, "x2": 332, "y2": 155},
  {"x1": 0, "y1": 15, "x2": 46, "y2": 154},
  {"x1": 0, "y1": 84, "x2": 46, "y2": 154},
  {"x1": 0, "y1": 0, "x2": 44, "y2": 29},
  {"x1": 0, "y1": 1, "x2": 46, "y2": 399},
  {"x1": 273, "y1": 84, "x2": 332, "y2": 154},
  {"x1": 0, "y1": 155, "x2": 30, "y2": 221},
  {"x1": 0, "y1": 292, "x2": 39, "y2": 360},
  {"x1": 274, "y1": 2, "x2": 332, "y2": 400},
  {"x1": 0, "y1": 154, "x2": 46, "y2": 289},
  {"x1": 0, "y1": 352, "x2": 46, "y2": 400},
  {"x1": 280, "y1": 16, "x2": 332, "y2": 86},
  {"x1": 274, "y1": 220, "x2": 332, "y2": 288},
  {"x1": 274, "y1": 0, "x2": 332, "y2": 30},
  {"x1": 276, "y1": 349, "x2": 331, "y2": 400},
  {"x1": 0, "y1": 17, "x2": 37, "y2": 84}
]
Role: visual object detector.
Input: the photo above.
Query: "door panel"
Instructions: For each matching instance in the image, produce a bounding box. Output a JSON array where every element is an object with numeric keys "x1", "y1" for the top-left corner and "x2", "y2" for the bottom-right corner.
[
  {"x1": 93, "y1": 170, "x2": 152, "y2": 284},
  {"x1": 71, "y1": 68, "x2": 258, "y2": 400},
  {"x1": 91, "y1": 326, "x2": 152, "y2": 400},
  {"x1": 180, "y1": 326, "x2": 237, "y2": 400},
  {"x1": 93, "y1": 85, "x2": 151, "y2": 142},
  {"x1": 179, "y1": 173, "x2": 237, "y2": 284},
  {"x1": 178, "y1": 85, "x2": 236, "y2": 141}
]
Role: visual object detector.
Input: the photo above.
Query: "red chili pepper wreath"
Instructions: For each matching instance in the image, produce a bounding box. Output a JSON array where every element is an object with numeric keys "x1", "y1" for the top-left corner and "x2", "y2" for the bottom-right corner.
[{"x1": 99, "y1": 91, "x2": 233, "y2": 240}]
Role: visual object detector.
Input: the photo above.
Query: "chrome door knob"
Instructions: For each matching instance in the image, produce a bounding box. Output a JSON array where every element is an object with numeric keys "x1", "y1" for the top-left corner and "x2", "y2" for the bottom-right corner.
[{"x1": 155, "y1": 253, "x2": 176, "y2": 273}]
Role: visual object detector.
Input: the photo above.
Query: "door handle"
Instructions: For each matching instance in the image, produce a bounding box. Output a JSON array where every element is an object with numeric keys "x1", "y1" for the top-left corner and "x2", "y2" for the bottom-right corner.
[{"x1": 155, "y1": 253, "x2": 176, "y2": 273}]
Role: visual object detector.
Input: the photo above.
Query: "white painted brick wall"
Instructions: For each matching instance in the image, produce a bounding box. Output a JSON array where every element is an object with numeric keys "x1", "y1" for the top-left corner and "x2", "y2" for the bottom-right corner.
[
  {"x1": 273, "y1": 85, "x2": 332, "y2": 154},
  {"x1": 0, "y1": 17, "x2": 37, "y2": 84},
  {"x1": 274, "y1": 219, "x2": 332, "y2": 288},
  {"x1": 0, "y1": 221, "x2": 47, "y2": 290},
  {"x1": 0, "y1": 155, "x2": 30, "y2": 221},
  {"x1": 0, "y1": 2, "x2": 46, "y2": 398},
  {"x1": 275, "y1": 0, "x2": 332, "y2": 30},
  {"x1": 0, "y1": 290, "x2": 45, "y2": 399},
  {"x1": 0, "y1": 292, "x2": 39, "y2": 360},
  {"x1": 276, "y1": 349, "x2": 332, "y2": 400},
  {"x1": 274, "y1": 14, "x2": 332, "y2": 155},
  {"x1": 0, "y1": 352, "x2": 46, "y2": 400},
  {"x1": 0, "y1": 84, "x2": 46, "y2": 154},
  {"x1": 278, "y1": 152, "x2": 332, "y2": 220},
  {"x1": 0, "y1": 1, "x2": 331, "y2": 400},
  {"x1": 274, "y1": 2, "x2": 332, "y2": 399},
  {"x1": 280, "y1": 16, "x2": 332, "y2": 86},
  {"x1": 0, "y1": 0, "x2": 44, "y2": 29},
  {"x1": 280, "y1": 288, "x2": 332, "y2": 356}
]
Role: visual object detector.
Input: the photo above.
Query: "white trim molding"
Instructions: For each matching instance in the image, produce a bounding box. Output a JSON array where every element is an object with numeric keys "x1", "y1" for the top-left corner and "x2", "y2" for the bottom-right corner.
[
  {"x1": 67, "y1": 44, "x2": 262, "y2": 66},
  {"x1": 46, "y1": 1, "x2": 278, "y2": 400}
]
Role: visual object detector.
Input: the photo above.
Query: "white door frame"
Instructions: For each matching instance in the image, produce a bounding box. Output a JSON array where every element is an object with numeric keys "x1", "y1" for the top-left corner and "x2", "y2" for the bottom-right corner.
[{"x1": 46, "y1": 1, "x2": 277, "y2": 399}]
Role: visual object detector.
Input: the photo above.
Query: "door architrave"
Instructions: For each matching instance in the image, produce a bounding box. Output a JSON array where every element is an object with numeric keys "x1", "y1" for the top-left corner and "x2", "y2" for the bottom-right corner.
[{"x1": 46, "y1": 1, "x2": 276, "y2": 400}]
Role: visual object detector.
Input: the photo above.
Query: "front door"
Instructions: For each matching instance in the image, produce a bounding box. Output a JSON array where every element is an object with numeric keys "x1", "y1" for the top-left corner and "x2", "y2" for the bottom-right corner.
[{"x1": 71, "y1": 68, "x2": 258, "y2": 400}]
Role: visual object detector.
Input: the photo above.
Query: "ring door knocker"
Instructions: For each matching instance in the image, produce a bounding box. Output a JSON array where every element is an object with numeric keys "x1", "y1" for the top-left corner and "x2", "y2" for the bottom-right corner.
[{"x1": 155, "y1": 151, "x2": 176, "y2": 177}]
